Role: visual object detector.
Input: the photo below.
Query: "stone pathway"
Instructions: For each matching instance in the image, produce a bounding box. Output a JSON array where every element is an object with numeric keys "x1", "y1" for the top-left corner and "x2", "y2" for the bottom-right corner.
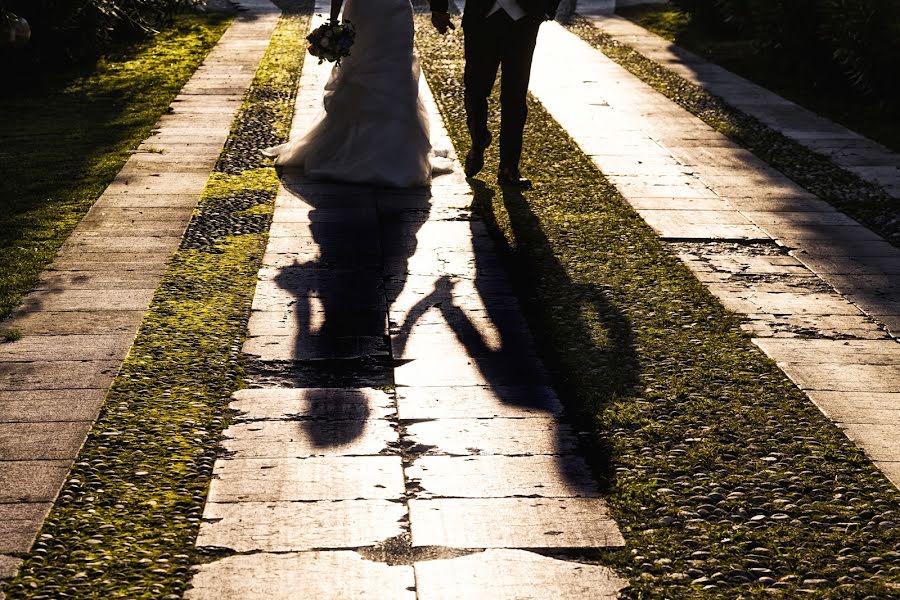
[
  {"x1": 529, "y1": 22, "x2": 900, "y2": 487},
  {"x1": 0, "y1": 0, "x2": 281, "y2": 585},
  {"x1": 186, "y1": 10, "x2": 627, "y2": 599},
  {"x1": 585, "y1": 14, "x2": 900, "y2": 199}
]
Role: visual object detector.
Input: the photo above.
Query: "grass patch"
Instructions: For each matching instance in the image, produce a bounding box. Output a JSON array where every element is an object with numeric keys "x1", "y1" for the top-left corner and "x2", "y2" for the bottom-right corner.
[
  {"x1": 564, "y1": 15, "x2": 900, "y2": 247},
  {"x1": 1, "y1": 328, "x2": 22, "y2": 343},
  {"x1": 2, "y1": 4, "x2": 312, "y2": 598},
  {"x1": 415, "y1": 14, "x2": 900, "y2": 598},
  {"x1": 0, "y1": 11, "x2": 233, "y2": 322},
  {"x1": 618, "y1": 3, "x2": 900, "y2": 155}
]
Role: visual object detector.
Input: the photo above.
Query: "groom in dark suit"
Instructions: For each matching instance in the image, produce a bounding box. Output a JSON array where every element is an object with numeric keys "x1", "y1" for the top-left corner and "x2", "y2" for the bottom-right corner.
[{"x1": 431, "y1": 0, "x2": 561, "y2": 188}]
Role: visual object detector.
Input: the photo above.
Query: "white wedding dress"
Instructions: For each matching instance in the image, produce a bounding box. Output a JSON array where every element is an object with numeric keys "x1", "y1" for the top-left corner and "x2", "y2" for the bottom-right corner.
[{"x1": 262, "y1": 0, "x2": 434, "y2": 187}]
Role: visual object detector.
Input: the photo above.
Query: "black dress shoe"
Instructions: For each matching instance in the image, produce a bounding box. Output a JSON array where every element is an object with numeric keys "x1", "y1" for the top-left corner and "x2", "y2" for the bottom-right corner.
[
  {"x1": 464, "y1": 147, "x2": 485, "y2": 177},
  {"x1": 497, "y1": 166, "x2": 532, "y2": 189}
]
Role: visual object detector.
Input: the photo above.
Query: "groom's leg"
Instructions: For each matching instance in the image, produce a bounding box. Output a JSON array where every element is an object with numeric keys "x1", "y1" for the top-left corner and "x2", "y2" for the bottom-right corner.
[
  {"x1": 498, "y1": 18, "x2": 540, "y2": 171},
  {"x1": 463, "y1": 19, "x2": 501, "y2": 151}
]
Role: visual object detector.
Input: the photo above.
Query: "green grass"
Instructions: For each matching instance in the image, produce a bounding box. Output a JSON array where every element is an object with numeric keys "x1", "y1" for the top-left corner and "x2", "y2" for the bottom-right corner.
[
  {"x1": 617, "y1": 3, "x2": 900, "y2": 155},
  {"x1": 415, "y1": 15, "x2": 900, "y2": 598},
  {"x1": 1, "y1": 328, "x2": 22, "y2": 343},
  {"x1": 2, "y1": 5, "x2": 312, "y2": 598},
  {"x1": 0, "y1": 12, "x2": 233, "y2": 322}
]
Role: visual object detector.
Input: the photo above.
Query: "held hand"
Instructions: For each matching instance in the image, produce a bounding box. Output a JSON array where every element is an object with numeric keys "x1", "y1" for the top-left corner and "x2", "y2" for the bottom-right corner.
[{"x1": 431, "y1": 11, "x2": 455, "y2": 34}]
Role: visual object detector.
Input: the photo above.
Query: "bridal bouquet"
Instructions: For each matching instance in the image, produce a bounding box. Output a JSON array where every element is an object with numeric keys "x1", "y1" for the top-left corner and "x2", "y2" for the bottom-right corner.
[{"x1": 307, "y1": 20, "x2": 356, "y2": 65}]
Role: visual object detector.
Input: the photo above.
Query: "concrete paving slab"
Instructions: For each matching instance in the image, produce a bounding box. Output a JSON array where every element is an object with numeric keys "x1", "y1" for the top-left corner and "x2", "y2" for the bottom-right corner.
[
  {"x1": 407, "y1": 456, "x2": 599, "y2": 499},
  {"x1": 645, "y1": 222, "x2": 768, "y2": 241},
  {"x1": 704, "y1": 287, "x2": 864, "y2": 316},
  {"x1": 221, "y1": 419, "x2": 397, "y2": 458},
  {"x1": 187, "y1": 552, "x2": 416, "y2": 600},
  {"x1": 409, "y1": 498, "x2": 624, "y2": 548},
  {"x1": 230, "y1": 388, "x2": 395, "y2": 421},
  {"x1": 394, "y1": 357, "x2": 549, "y2": 387},
  {"x1": 35, "y1": 270, "x2": 164, "y2": 291},
  {"x1": 0, "y1": 360, "x2": 119, "y2": 391},
  {"x1": 759, "y1": 225, "x2": 884, "y2": 245},
  {"x1": 246, "y1": 308, "x2": 388, "y2": 338},
  {"x1": 703, "y1": 254, "x2": 810, "y2": 276},
  {"x1": 0, "y1": 335, "x2": 132, "y2": 362},
  {"x1": 726, "y1": 197, "x2": 837, "y2": 212},
  {"x1": 5, "y1": 310, "x2": 146, "y2": 336},
  {"x1": 392, "y1": 329, "x2": 536, "y2": 361},
  {"x1": 47, "y1": 251, "x2": 175, "y2": 271},
  {"x1": 208, "y1": 456, "x2": 405, "y2": 502},
  {"x1": 840, "y1": 424, "x2": 900, "y2": 462},
  {"x1": 753, "y1": 338, "x2": 900, "y2": 364},
  {"x1": 0, "y1": 555, "x2": 22, "y2": 580},
  {"x1": 11, "y1": 289, "x2": 156, "y2": 312},
  {"x1": 789, "y1": 240, "x2": 898, "y2": 257},
  {"x1": 396, "y1": 386, "x2": 563, "y2": 420},
  {"x1": 197, "y1": 500, "x2": 407, "y2": 552},
  {"x1": 0, "y1": 460, "x2": 72, "y2": 502},
  {"x1": 414, "y1": 549, "x2": 628, "y2": 600},
  {"x1": 405, "y1": 419, "x2": 577, "y2": 456},
  {"x1": 0, "y1": 422, "x2": 92, "y2": 460},
  {"x1": 627, "y1": 196, "x2": 736, "y2": 211},
  {"x1": 0, "y1": 389, "x2": 106, "y2": 423},
  {"x1": 875, "y1": 461, "x2": 900, "y2": 488},
  {"x1": 244, "y1": 334, "x2": 388, "y2": 361},
  {"x1": 740, "y1": 313, "x2": 887, "y2": 339},
  {"x1": 92, "y1": 193, "x2": 201, "y2": 209},
  {"x1": 61, "y1": 234, "x2": 182, "y2": 254},
  {"x1": 779, "y1": 363, "x2": 900, "y2": 392},
  {"x1": 0, "y1": 503, "x2": 53, "y2": 553},
  {"x1": 805, "y1": 391, "x2": 900, "y2": 424}
]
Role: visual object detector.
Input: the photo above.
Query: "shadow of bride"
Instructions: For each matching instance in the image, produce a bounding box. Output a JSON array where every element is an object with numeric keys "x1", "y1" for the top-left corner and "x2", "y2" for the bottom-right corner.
[{"x1": 271, "y1": 175, "x2": 432, "y2": 447}]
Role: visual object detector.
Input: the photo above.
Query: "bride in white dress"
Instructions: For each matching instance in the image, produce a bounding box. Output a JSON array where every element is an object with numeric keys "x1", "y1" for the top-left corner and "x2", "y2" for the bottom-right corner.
[{"x1": 262, "y1": 0, "x2": 434, "y2": 188}]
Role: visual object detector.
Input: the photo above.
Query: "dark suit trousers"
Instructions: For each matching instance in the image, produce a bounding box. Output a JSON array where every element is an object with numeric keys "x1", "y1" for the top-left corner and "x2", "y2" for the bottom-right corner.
[{"x1": 463, "y1": 11, "x2": 541, "y2": 171}]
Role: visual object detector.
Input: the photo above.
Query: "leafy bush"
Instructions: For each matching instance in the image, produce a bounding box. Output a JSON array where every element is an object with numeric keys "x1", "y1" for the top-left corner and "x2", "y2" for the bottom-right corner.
[
  {"x1": 668, "y1": 0, "x2": 900, "y2": 106},
  {"x1": 0, "y1": 0, "x2": 203, "y2": 71}
]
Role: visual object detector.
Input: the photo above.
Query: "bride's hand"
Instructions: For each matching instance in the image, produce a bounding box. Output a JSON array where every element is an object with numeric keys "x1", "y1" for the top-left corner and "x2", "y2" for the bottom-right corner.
[{"x1": 431, "y1": 11, "x2": 455, "y2": 34}]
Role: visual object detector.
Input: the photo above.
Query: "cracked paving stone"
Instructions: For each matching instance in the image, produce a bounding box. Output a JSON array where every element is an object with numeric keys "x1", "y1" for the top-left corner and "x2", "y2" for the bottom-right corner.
[
  {"x1": 405, "y1": 418, "x2": 577, "y2": 456},
  {"x1": 0, "y1": 461, "x2": 72, "y2": 502},
  {"x1": 414, "y1": 549, "x2": 628, "y2": 600},
  {"x1": 230, "y1": 387, "x2": 395, "y2": 421},
  {"x1": 186, "y1": 551, "x2": 415, "y2": 600},
  {"x1": 396, "y1": 386, "x2": 562, "y2": 420},
  {"x1": 207, "y1": 456, "x2": 405, "y2": 502},
  {"x1": 409, "y1": 498, "x2": 624, "y2": 549},
  {"x1": 0, "y1": 503, "x2": 52, "y2": 553},
  {"x1": 197, "y1": 500, "x2": 407, "y2": 552},
  {"x1": 407, "y1": 456, "x2": 599, "y2": 498},
  {"x1": 220, "y1": 419, "x2": 397, "y2": 458}
]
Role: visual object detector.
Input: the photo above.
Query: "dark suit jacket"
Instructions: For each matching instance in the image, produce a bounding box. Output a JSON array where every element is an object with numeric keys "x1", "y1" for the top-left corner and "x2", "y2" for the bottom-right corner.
[{"x1": 430, "y1": 0, "x2": 562, "y2": 21}]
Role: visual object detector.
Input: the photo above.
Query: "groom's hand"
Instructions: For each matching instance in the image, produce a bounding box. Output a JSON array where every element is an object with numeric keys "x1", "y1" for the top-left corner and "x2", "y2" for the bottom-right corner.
[{"x1": 432, "y1": 11, "x2": 455, "y2": 34}]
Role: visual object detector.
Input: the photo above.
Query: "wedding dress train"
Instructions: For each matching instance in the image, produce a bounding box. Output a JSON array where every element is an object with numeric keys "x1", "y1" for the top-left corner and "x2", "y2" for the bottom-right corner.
[{"x1": 262, "y1": 0, "x2": 434, "y2": 187}]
